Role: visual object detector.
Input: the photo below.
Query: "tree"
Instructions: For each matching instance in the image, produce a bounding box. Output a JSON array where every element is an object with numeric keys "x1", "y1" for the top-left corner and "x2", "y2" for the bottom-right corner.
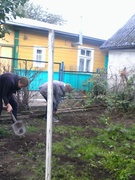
[
  {"x1": 0, "y1": 0, "x2": 28, "y2": 37},
  {"x1": 15, "y1": 2, "x2": 67, "y2": 26}
]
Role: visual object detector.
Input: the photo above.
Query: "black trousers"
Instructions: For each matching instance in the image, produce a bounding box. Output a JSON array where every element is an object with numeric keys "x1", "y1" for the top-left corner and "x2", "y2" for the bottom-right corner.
[
  {"x1": 0, "y1": 95, "x2": 18, "y2": 119},
  {"x1": 42, "y1": 94, "x2": 47, "y2": 118},
  {"x1": 41, "y1": 93, "x2": 57, "y2": 118}
]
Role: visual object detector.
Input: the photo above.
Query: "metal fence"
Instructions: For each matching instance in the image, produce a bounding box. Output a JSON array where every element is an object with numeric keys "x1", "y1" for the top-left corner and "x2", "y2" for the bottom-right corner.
[
  {"x1": 0, "y1": 56, "x2": 104, "y2": 91},
  {"x1": 0, "y1": 56, "x2": 62, "y2": 90}
]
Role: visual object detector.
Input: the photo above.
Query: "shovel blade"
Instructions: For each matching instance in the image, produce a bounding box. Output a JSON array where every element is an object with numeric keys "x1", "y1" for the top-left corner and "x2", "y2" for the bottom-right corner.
[{"x1": 12, "y1": 121, "x2": 26, "y2": 136}]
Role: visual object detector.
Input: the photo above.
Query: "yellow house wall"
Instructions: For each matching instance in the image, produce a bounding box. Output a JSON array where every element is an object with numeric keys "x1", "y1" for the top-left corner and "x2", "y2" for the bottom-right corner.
[
  {"x1": 18, "y1": 30, "x2": 78, "y2": 71},
  {"x1": 93, "y1": 49, "x2": 106, "y2": 72},
  {"x1": 0, "y1": 29, "x2": 105, "y2": 72},
  {"x1": 18, "y1": 30, "x2": 48, "y2": 70},
  {"x1": 0, "y1": 30, "x2": 14, "y2": 45},
  {"x1": 54, "y1": 40, "x2": 105, "y2": 72},
  {"x1": 0, "y1": 31, "x2": 14, "y2": 73},
  {"x1": 54, "y1": 38, "x2": 77, "y2": 71},
  {"x1": 85, "y1": 44, "x2": 105, "y2": 72}
]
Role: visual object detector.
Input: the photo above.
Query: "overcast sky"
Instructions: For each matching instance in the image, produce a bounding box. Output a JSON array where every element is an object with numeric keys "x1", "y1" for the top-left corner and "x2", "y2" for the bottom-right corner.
[{"x1": 30, "y1": 0, "x2": 135, "y2": 40}]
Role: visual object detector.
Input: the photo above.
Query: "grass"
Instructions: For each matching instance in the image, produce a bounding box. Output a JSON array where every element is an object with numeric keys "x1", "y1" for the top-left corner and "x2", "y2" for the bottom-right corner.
[
  {"x1": 51, "y1": 122, "x2": 135, "y2": 180},
  {"x1": 1, "y1": 115, "x2": 135, "y2": 180},
  {"x1": 26, "y1": 125, "x2": 40, "y2": 133},
  {"x1": 0, "y1": 126, "x2": 11, "y2": 137}
]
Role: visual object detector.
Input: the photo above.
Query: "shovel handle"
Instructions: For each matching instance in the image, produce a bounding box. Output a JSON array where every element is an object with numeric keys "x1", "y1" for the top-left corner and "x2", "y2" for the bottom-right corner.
[{"x1": 10, "y1": 112, "x2": 17, "y2": 123}]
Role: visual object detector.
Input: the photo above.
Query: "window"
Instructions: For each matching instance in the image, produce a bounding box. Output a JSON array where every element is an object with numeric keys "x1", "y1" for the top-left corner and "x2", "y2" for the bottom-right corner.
[
  {"x1": 78, "y1": 48, "x2": 93, "y2": 72},
  {"x1": 33, "y1": 47, "x2": 46, "y2": 67}
]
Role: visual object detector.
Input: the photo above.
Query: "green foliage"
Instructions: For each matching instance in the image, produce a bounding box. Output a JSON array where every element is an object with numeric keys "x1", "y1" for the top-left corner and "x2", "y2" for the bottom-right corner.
[
  {"x1": 101, "y1": 152, "x2": 135, "y2": 180},
  {"x1": 105, "y1": 73, "x2": 135, "y2": 112},
  {"x1": 83, "y1": 70, "x2": 107, "y2": 108},
  {"x1": 0, "y1": 126, "x2": 11, "y2": 137},
  {"x1": 86, "y1": 70, "x2": 107, "y2": 96},
  {"x1": 26, "y1": 125, "x2": 39, "y2": 132},
  {"x1": 52, "y1": 163, "x2": 77, "y2": 180},
  {"x1": 84, "y1": 71, "x2": 135, "y2": 114},
  {"x1": 14, "y1": 2, "x2": 67, "y2": 25},
  {"x1": 78, "y1": 143, "x2": 105, "y2": 161},
  {"x1": 53, "y1": 126, "x2": 87, "y2": 157},
  {"x1": 36, "y1": 142, "x2": 45, "y2": 149},
  {"x1": 2, "y1": 115, "x2": 135, "y2": 179},
  {"x1": 92, "y1": 123, "x2": 135, "y2": 179},
  {"x1": 105, "y1": 92, "x2": 135, "y2": 114},
  {"x1": 53, "y1": 125, "x2": 83, "y2": 135},
  {"x1": 51, "y1": 119, "x2": 135, "y2": 179},
  {"x1": 52, "y1": 141, "x2": 67, "y2": 155},
  {"x1": 0, "y1": 25, "x2": 10, "y2": 38},
  {"x1": 0, "y1": 0, "x2": 28, "y2": 37},
  {"x1": 99, "y1": 114, "x2": 110, "y2": 125},
  {"x1": 0, "y1": 0, "x2": 28, "y2": 21}
]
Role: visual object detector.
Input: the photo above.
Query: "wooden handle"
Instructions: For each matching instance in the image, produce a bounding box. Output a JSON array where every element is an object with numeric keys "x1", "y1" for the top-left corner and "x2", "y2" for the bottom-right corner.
[{"x1": 10, "y1": 112, "x2": 17, "y2": 123}]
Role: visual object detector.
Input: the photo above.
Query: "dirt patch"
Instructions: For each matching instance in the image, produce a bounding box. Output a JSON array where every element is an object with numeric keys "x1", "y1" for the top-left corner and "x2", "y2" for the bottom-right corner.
[{"x1": 0, "y1": 107, "x2": 135, "y2": 180}]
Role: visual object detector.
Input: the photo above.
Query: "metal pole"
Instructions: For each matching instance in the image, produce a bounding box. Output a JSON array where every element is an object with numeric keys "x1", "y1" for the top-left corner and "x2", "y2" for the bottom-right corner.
[{"x1": 45, "y1": 29, "x2": 54, "y2": 180}]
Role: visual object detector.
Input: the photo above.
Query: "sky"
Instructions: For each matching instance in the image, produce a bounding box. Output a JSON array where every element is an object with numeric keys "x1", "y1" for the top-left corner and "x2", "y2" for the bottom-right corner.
[{"x1": 30, "y1": 0, "x2": 135, "y2": 40}]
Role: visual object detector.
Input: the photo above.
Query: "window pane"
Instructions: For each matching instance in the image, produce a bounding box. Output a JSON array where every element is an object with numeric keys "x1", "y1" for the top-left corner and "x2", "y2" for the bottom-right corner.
[
  {"x1": 78, "y1": 48, "x2": 92, "y2": 72},
  {"x1": 86, "y1": 50, "x2": 91, "y2": 57},
  {"x1": 36, "y1": 50, "x2": 42, "y2": 61},
  {"x1": 81, "y1": 49, "x2": 85, "y2": 55},
  {"x1": 85, "y1": 59, "x2": 90, "y2": 72},
  {"x1": 37, "y1": 54, "x2": 42, "y2": 61},
  {"x1": 79, "y1": 58, "x2": 84, "y2": 71},
  {"x1": 37, "y1": 49, "x2": 42, "y2": 54},
  {"x1": 33, "y1": 47, "x2": 45, "y2": 68}
]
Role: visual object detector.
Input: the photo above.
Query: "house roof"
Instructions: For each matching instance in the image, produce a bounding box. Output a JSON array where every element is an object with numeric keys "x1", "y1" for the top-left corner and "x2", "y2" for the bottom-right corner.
[
  {"x1": 100, "y1": 14, "x2": 135, "y2": 50},
  {"x1": 6, "y1": 17, "x2": 105, "y2": 46}
]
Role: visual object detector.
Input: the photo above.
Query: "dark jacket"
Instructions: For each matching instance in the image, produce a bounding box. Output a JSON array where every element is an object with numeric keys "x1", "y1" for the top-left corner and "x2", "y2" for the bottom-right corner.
[{"x1": 0, "y1": 73, "x2": 20, "y2": 105}]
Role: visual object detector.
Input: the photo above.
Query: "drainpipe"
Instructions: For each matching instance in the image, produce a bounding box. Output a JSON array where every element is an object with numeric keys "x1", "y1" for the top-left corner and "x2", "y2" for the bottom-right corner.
[
  {"x1": 71, "y1": 16, "x2": 83, "y2": 47},
  {"x1": 13, "y1": 30, "x2": 19, "y2": 71}
]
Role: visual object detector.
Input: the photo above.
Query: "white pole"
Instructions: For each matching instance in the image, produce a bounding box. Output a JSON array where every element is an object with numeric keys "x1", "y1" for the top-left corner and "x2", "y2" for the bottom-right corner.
[{"x1": 45, "y1": 29, "x2": 54, "y2": 180}]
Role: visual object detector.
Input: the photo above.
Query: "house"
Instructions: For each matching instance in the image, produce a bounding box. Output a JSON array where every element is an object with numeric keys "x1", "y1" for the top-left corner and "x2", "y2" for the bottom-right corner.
[
  {"x1": 100, "y1": 14, "x2": 135, "y2": 87},
  {"x1": 0, "y1": 17, "x2": 106, "y2": 90}
]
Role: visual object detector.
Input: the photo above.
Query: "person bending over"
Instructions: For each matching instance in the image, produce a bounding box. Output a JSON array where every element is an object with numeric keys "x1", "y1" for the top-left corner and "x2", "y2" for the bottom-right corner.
[
  {"x1": 0, "y1": 72, "x2": 29, "y2": 120},
  {"x1": 39, "y1": 80, "x2": 73, "y2": 122}
]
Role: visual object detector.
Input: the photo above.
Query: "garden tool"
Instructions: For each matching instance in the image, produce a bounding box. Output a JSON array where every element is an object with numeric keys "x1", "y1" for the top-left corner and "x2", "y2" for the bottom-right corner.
[{"x1": 11, "y1": 112, "x2": 26, "y2": 136}]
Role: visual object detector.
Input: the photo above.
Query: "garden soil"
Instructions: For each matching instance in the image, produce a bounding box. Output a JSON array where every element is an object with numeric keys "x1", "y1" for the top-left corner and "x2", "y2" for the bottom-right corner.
[{"x1": 0, "y1": 105, "x2": 134, "y2": 180}]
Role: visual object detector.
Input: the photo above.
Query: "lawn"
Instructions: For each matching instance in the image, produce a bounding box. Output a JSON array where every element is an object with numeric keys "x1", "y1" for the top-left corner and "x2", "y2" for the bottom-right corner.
[{"x1": 0, "y1": 105, "x2": 135, "y2": 180}]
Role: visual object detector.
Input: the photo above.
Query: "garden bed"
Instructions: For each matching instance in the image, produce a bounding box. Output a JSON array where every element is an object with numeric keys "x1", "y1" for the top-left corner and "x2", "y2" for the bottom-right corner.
[{"x1": 0, "y1": 101, "x2": 135, "y2": 179}]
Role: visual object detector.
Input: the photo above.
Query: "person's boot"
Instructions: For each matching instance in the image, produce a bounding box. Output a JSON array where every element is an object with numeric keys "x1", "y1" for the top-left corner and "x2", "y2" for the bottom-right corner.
[
  {"x1": 43, "y1": 115, "x2": 47, "y2": 120},
  {"x1": 53, "y1": 117, "x2": 59, "y2": 123}
]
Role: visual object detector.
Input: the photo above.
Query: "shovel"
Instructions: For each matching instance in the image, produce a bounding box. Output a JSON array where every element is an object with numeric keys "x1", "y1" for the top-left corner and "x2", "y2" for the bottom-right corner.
[{"x1": 11, "y1": 112, "x2": 26, "y2": 136}]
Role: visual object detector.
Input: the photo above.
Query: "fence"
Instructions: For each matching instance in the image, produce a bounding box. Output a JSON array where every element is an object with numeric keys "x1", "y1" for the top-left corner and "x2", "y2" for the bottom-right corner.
[
  {"x1": 0, "y1": 56, "x2": 100, "y2": 91},
  {"x1": 0, "y1": 56, "x2": 62, "y2": 90}
]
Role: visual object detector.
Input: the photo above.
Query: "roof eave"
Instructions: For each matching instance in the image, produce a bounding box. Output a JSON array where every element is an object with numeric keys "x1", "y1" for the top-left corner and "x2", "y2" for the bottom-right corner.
[
  {"x1": 6, "y1": 20, "x2": 105, "y2": 45},
  {"x1": 100, "y1": 45, "x2": 135, "y2": 50}
]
